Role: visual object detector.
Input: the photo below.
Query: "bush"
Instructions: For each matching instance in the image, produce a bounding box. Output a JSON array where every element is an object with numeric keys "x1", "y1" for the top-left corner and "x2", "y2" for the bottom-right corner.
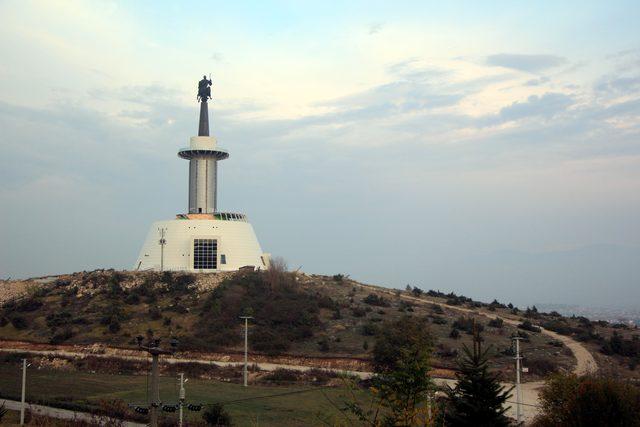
[
  {"x1": 46, "y1": 311, "x2": 73, "y2": 328},
  {"x1": 398, "y1": 301, "x2": 414, "y2": 312},
  {"x1": 262, "y1": 368, "x2": 299, "y2": 384},
  {"x1": 449, "y1": 328, "x2": 460, "y2": 339},
  {"x1": 16, "y1": 298, "x2": 43, "y2": 312},
  {"x1": 251, "y1": 328, "x2": 291, "y2": 356},
  {"x1": 373, "y1": 316, "x2": 433, "y2": 372},
  {"x1": 108, "y1": 319, "x2": 121, "y2": 333},
  {"x1": 432, "y1": 316, "x2": 448, "y2": 325},
  {"x1": 431, "y1": 304, "x2": 444, "y2": 314},
  {"x1": 452, "y1": 316, "x2": 484, "y2": 334},
  {"x1": 602, "y1": 331, "x2": 640, "y2": 358},
  {"x1": 488, "y1": 318, "x2": 504, "y2": 328},
  {"x1": 10, "y1": 316, "x2": 27, "y2": 329},
  {"x1": 361, "y1": 322, "x2": 379, "y2": 336},
  {"x1": 125, "y1": 293, "x2": 140, "y2": 305},
  {"x1": 363, "y1": 293, "x2": 391, "y2": 307},
  {"x1": 50, "y1": 328, "x2": 74, "y2": 344},
  {"x1": 351, "y1": 306, "x2": 367, "y2": 317},
  {"x1": 202, "y1": 403, "x2": 232, "y2": 426},
  {"x1": 317, "y1": 337, "x2": 330, "y2": 352},
  {"x1": 533, "y1": 374, "x2": 640, "y2": 427},
  {"x1": 148, "y1": 306, "x2": 162, "y2": 320},
  {"x1": 518, "y1": 320, "x2": 541, "y2": 333},
  {"x1": 526, "y1": 358, "x2": 558, "y2": 376}
]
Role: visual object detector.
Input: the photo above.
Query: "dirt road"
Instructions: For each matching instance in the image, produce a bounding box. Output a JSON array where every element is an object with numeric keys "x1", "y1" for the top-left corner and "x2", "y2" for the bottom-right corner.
[
  {"x1": 0, "y1": 398, "x2": 145, "y2": 426},
  {"x1": 355, "y1": 282, "x2": 599, "y2": 423}
]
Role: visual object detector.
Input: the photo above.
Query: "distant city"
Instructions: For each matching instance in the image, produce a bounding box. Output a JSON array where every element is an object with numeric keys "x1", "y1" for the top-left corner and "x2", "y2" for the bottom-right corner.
[{"x1": 537, "y1": 303, "x2": 640, "y2": 327}]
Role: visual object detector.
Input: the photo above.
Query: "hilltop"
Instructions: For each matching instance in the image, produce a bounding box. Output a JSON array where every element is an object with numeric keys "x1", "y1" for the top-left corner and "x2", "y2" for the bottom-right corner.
[{"x1": 0, "y1": 268, "x2": 608, "y2": 382}]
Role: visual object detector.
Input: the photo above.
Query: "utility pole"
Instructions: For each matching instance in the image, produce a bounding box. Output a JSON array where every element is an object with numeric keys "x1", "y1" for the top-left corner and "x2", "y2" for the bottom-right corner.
[
  {"x1": 137, "y1": 335, "x2": 178, "y2": 427},
  {"x1": 512, "y1": 335, "x2": 523, "y2": 424},
  {"x1": 178, "y1": 373, "x2": 186, "y2": 427},
  {"x1": 240, "y1": 316, "x2": 253, "y2": 387},
  {"x1": 159, "y1": 228, "x2": 167, "y2": 271},
  {"x1": 20, "y1": 358, "x2": 28, "y2": 426}
]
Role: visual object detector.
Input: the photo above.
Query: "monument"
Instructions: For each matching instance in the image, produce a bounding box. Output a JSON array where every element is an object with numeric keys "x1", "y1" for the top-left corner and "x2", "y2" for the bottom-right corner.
[{"x1": 134, "y1": 77, "x2": 270, "y2": 272}]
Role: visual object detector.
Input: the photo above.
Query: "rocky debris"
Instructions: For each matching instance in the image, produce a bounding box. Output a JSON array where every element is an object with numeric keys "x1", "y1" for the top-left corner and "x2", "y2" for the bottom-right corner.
[
  {"x1": 0, "y1": 269, "x2": 240, "y2": 303},
  {"x1": 0, "y1": 279, "x2": 37, "y2": 304},
  {"x1": 193, "y1": 271, "x2": 234, "y2": 293}
]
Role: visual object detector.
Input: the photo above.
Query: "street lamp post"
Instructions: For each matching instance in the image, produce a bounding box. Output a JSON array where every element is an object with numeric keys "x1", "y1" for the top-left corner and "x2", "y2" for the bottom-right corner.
[
  {"x1": 137, "y1": 335, "x2": 179, "y2": 427},
  {"x1": 20, "y1": 358, "x2": 29, "y2": 426},
  {"x1": 239, "y1": 316, "x2": 253, "y2": 387}
]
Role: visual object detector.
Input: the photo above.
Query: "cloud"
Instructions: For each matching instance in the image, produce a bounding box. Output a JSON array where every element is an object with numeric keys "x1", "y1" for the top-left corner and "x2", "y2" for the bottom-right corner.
[
  {"x1": 486, "y1": 53, "x2": 567, "y2": 73},
  {"x1": 368, "y1": 22, "x2": 384, "y2": 35},
  {"x1": 498, "y1": 92, "x2": 574, "y2": 122},
  {"x1": 594, "y1": 75, "x2": 640, "y2": 95},
  {"x1": 524, "y1": 76, "x2": 550, "y2": 86}
]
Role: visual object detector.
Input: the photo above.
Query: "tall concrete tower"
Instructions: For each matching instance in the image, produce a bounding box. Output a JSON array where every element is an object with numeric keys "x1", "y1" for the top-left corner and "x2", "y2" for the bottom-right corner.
[
  {"x1": 178, "y1": 91, "x2": 229, "y2": 214},
  {"x1": 134, "y1": 77, "x2": 270, "y2": 272}
]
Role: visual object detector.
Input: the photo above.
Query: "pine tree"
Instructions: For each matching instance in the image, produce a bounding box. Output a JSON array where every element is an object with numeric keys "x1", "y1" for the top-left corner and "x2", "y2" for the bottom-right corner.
[{"x1": 445, "y1": 327, "x2": 513, "y2": 427}]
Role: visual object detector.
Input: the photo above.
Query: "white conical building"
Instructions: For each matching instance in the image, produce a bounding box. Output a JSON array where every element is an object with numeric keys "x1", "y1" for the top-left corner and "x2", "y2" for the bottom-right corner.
[{"x1": 134, "y1": 77, "x2": 270, "y2": 272}]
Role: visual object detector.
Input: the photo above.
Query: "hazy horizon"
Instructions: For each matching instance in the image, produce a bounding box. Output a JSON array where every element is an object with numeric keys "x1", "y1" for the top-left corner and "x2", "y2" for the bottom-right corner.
[{"x1": 1, "y1": 1, "x2": 639, "y2": 309}]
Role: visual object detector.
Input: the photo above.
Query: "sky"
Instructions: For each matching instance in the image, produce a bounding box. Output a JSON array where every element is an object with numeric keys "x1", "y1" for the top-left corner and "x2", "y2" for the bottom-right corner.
[{"x1": 1, "y1": 0, "x2": 639, "y2": 308}]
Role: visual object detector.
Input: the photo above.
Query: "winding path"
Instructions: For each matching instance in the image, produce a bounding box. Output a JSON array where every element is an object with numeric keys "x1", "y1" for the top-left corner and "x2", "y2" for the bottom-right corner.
[{"x1": 355, "y1": 282, "x2": 598, "y2": 422}]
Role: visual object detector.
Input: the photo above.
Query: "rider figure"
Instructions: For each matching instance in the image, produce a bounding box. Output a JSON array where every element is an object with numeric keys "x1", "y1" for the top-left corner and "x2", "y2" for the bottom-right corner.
[{"x1": 197, "y1": 75, "x2": 212, "y2": 101}]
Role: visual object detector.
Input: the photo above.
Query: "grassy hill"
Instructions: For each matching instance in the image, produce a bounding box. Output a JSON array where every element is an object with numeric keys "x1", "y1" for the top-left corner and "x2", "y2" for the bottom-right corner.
[{"x1": 0, "y1": 268, "x2": 591, "y2": 380}]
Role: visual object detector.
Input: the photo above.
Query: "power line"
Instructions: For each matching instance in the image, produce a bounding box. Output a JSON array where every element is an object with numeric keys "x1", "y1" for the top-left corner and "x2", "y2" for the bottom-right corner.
[{"x1": 207, "y1": 385, "x2": 335, "y2": 406}]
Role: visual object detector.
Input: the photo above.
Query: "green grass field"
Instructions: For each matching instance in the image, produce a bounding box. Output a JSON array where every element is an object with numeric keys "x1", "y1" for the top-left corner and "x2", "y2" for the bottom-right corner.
[{"x1": 0, "y1": 363, "x2": 367, "y2": 426}]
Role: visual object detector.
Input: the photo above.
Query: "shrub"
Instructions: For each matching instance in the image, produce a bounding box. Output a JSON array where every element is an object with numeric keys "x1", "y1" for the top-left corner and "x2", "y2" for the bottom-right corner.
[
  {"x1": 601, "y1": 331, "x2": 640, "y2": 358},
  {"x1": 432, "y1": 316, "x2": 448, "y2": 325},
  {"x1": 452, "y1": 316, "x2": 484, "y2": 334},
  {"x1": 108, "y1": 319, "x2": 121, "y2": 333},
  {"x1": 488, "y1": 318, "x2": 504, "y2": 328},
  {"x1": 361, "y1": 322, "x2": 379, "y2": 336},
  {"x1": 399, "y1": 301, "x2": 414, "y2": 312},
  {"x1": 124, "y1": 293, "x2": 140, "y2": 305},
  {"x1": 526, "y1": 358, "x2": 558, "y2": 376},
  {"x1": 351, "y1": 306, "x2": 367, "y2": 317},
  {"x1": 317, "y1": 294, "x2": 335, "y2": 309},
  {"x1": 518, "y1": 320, "x2": 541, "y2": 333},
  {"x1": 533, "y1": 374, "x2": 640, "y2": 427},
  {"x1": 449, "y1": 328, "x2": 461, "y2": 339},
  {"x1": 202, "y1": 403, "x2": 232, "y2": 426},
  {"x1": 148, "y1": 306, "x2": 162, "y2": 320},
  {"x1": 373, "y1": 316, "x2": 433, "y2": 372},
  {"x1": 332, "y1": 274, "x2": 345, "y2": 282},
  {"x1": 10, "y1": 316, "x2": 27, "y2": 329},
  {"x1": 362, "y1": 293, "x2": 391, "y2": 307},
  {"x1": 317, "y1": 337, "x2": 330, "y2": 352},
  {"x1": 431, "y1": 304, "x2": 444, "y2": 314},
  {"x1": 251, "y1": 328, "x2": 291, "y2": 356},
  {"x1": 50, "y1": 328, "x2": 74, "y2": 344},
  {"x1": 46, "y1": 311, "x2": 73, "y2": 328},
  {"x1": 16, "y1": 298, "x2": 43, "y2": 312},
  {"x1": 262, "y1": 368, "x2": 299, "y2": 384}
]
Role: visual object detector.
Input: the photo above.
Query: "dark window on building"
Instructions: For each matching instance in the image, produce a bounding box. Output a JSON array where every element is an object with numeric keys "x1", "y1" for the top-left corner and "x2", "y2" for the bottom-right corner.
[
  {"x1": 220, "y1": 254, "x2": 226, "y2": 264},
  {"x1": 193, "y1": 239, "x2": 217, "y2": 269}
]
